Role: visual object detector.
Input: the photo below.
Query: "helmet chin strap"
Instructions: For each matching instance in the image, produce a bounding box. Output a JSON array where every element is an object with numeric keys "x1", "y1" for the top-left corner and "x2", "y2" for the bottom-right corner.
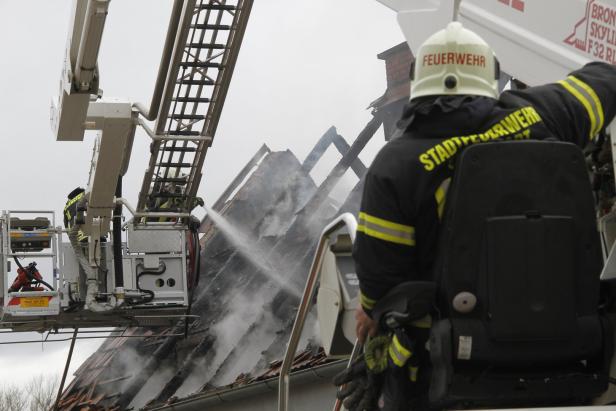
[{"x1": 453, "y1": 0, "x2": 462, "y2": 21}]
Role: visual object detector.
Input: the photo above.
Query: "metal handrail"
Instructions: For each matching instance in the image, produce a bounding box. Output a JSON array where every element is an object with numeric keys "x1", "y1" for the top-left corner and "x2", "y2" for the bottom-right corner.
[{"x1": 278, "y1": 213, "x2": 357, "y2": 411}]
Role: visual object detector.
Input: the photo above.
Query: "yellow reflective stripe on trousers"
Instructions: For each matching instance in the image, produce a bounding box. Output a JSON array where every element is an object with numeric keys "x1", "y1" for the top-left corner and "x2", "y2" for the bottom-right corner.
[
  {"x1": 360, "y1": 291, "x2": 376, "y2": 310},
  {"x1": 388, "y1": 334, "x2": 412, "y2": 367},
  {"x1": 357, "y1": 212, "x2": 415, "y2": 246},
  {"x1": 77, "y1": 230, "x2": 88, "y2": 242},
  {"x1": 411, "y1": 314, "x2": 433, "y2": 329},
  {"x1": 409, "y1": 366, "x2": 419, "y2": 382},
  {"x1": 558, "y1": 76, "x2": 604, "y2": 139}
]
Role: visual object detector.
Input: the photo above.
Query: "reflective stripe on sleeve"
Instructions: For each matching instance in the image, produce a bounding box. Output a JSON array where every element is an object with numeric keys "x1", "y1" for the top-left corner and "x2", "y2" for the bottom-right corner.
[
  {"x1": 357, "y1": 212, "x2": 415, "y2": 246},
  {"x1": 388, "y1": 333, "x2": 412, "y2": 367},
  {"x1": 558, "y1": 76, "x2": 604, "y2": 140},
  {"x1": 360, "y1": 291, "x2": 376, "y2": 311},
  {"x1": 569, "y1": 76, "x2": 605, "y2": 133}
]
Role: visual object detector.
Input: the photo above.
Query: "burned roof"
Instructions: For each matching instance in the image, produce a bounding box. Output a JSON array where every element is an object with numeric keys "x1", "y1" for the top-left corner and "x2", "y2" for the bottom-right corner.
[{"x1": 58, "y1": 119, "x2": 379, "y2": 410}]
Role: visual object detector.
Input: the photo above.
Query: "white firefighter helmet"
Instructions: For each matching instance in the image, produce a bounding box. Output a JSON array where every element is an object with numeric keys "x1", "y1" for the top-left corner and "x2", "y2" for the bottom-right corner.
[{"x1": 410, "y1": 22, "x2": 499, "y2": 100}]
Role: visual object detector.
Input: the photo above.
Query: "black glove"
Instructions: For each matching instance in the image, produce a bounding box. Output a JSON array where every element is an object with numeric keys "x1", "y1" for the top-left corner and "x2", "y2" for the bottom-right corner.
[
  {"x1": 192, "y1": 196, "x2": 205, "y2": 209},
  {"x1": 334, "y1": 330, "x2": 419, "y2": 411},
  {"x1": 333, "y1": 355, "x2": 381, "y2": 411},
  {"x1": 364, "y1": 335, "x2": 391, "y2": 373}
]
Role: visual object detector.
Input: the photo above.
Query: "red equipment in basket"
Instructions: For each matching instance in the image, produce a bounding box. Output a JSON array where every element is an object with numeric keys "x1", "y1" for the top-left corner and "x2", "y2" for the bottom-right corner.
[{"x1": 8, "y1": 261, "x2": 44, "y2": 292}]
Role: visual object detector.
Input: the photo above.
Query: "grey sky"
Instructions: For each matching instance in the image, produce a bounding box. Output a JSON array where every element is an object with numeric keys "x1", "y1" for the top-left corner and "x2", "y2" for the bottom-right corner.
[{"x1": 0, "y1": 0, "x2": 403, "y2": 387}]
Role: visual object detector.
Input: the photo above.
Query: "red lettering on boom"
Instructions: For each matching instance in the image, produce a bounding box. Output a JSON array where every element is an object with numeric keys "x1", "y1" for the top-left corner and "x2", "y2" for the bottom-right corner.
[
  {"x1": 497, "y1": 0, "x2": 525, "y2": 13},
  {"x1": 511, "y1": 0, "x2": 524, "y2": 12},
  {"x1": 592, "y1": 3, "x2": 616, "y2": 25}
]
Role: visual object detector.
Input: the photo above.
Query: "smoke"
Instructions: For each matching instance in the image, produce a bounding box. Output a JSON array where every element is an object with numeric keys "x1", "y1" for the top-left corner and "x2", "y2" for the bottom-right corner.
[
  {"x1": 117, "y1": 346, "x2": 147, "y2": 390},
  {"x1": 330, "y1": 169, "x2": 360, "y2": 205},
  {"x1": 174, "y1": 288, "x2": 282, "y2": 396},
  {"x1": 210, "y1": 308, "x2": 282, "y2": 385},
  {"x1": 129, "y1": 361, "x2": 177, "y2": 409},
  {"x1": 299, "y1": 307, "x2": 322, "y2": 349},
  {"x1": 203, "y1": 205, "x2": 303, "y2": 299},
  {"x1": 257, "y1": 188, "x2": 295, "y2": 237}
]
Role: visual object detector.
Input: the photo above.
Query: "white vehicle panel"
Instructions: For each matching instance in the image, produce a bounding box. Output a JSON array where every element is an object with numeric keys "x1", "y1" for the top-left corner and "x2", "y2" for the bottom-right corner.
[{"x1": 378, "y1": 0, "x2": 616, "y2": 86}]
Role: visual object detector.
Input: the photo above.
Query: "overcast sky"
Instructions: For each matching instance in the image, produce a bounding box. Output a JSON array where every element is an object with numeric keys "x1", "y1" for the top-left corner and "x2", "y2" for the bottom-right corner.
[{"x1": 0, "y1": 0, "x2": 403, "y2": 388}]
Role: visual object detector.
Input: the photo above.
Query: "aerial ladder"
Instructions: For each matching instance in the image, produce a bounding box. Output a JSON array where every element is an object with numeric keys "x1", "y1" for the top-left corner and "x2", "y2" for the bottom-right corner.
[
  {"x1": 279, "y1": 1, "x2": 616, "y2": 410},
  {"x1": 0, "y1": 0, "x2": 252, "y2": 332}
]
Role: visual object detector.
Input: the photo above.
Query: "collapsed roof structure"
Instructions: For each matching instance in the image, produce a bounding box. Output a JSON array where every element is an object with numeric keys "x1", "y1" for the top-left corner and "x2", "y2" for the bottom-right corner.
[{"x1": 57, "y1": 43, "x2": 412, "y2": 411}]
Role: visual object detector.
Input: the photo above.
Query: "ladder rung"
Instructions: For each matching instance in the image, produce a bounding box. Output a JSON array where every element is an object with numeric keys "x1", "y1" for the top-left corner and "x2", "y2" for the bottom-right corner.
[
  {"x1": 177, "y1": 79, "x2": 215, "y2": 86},
  {"x1": 154, "y1": 178, "x2": 188, "y2": 184},
  {"x1": 186, "y1": 43, "x2": 226, "y2": 50},
  {"x1": 172, "y1": 97, "x2": 210, "y2": 104},
  {"x1": 190, "y1": 24, "x2": 231, "y2": 30},
  {"x1": 157, "y1": 162, "x2": 193, "y2": 168},
  {"x1": 169, "y1": 114, "x2": 206, "y2": 120},
  {"x1": 165, "y1": 130, "x2": 200, "y2": 136},
  {"x1": 180, "y1": 62, "x2": 222, "y2": 68},
  {"x1": 161, "y1": 146, "x2": 199, "y2": 153},
  {"x1": 149, "y1": 207, "x2": 181, "y2": 212},
  {"x1": 197, "y1": 4, "x2": 236, "y2": 11},
  {"x1": 151, "y1": 193, "x2": 186, "y2": 199}
]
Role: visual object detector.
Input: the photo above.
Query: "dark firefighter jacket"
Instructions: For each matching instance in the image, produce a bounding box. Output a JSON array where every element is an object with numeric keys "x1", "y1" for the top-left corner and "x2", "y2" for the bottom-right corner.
[
  {"x1": 64, "y1": 187, "x2": 87, "y2": 242},
  {"x1": 354, "y1": 62, "x2": 616, "y2": 314}
]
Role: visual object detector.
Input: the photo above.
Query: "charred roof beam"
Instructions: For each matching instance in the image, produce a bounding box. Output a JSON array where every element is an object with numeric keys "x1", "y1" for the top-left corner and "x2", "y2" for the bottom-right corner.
[{"x1": 301, "y1": 126, "x2": 367, "y2": 178}]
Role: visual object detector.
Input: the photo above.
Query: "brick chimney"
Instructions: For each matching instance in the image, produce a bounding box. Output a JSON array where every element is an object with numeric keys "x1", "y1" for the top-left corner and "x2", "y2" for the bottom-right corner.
[{"x1": 371, "y1": 42, "x2": 414, "y2": 140}]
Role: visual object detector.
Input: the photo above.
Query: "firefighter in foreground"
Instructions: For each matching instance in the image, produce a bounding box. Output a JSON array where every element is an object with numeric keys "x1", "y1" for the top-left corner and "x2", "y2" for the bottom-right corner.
[{"x1": 334, "y1": 21, "x2": 616, "y2": 410}]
